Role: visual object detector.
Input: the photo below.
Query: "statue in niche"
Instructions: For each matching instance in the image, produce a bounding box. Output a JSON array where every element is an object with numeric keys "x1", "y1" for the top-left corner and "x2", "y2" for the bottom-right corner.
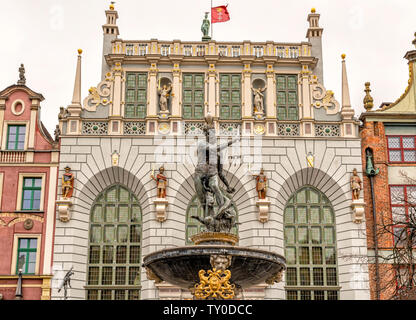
[
  {"x1": 191, "y1": 114, "x2": 240, "y2": 233},
  {"x1": 157, "y1": 83, "x2": 172, "y2": 113},
  {"x1": 251, "y1": 85, "x2": 266, "y2": 114},
  {"x1": 201, "y1": 12, "x2": 210, "y2": 39},
  {"x1": 151, "y1": 166, "x2": 167, "y2": 198},
  {"x1": 62, "y1": 166, "x2": 74, "y2": 199},
  {"x1": 350, "y1": 168, "x2": 362, "y2": 201},
  {"x1": 253, "y1": 168, "x2": 267, "y2": 199}
]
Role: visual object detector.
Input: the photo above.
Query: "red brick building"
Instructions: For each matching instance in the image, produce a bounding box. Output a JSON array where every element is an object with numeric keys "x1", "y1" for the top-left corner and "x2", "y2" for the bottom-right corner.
[
  {"x1": 0, "y1": 66, "x2": 59, "y2": 300},
  {"x1": 360, "y1": 35, "x2": 416, "y2": 300}
]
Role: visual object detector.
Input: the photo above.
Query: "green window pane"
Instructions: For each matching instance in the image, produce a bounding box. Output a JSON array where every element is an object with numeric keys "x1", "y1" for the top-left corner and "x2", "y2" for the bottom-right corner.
[
  {"x1": 325, "y1": 248, "x2": 336, "y2": 264},
  {"x1": 118, "y1": 225, "x2": 128, "y2": 242},
  {"x1": 127, "y1": 74, "x2": 136, "y2": 87},
  {"x1": 288, "y1": 107, "x2": 298, "y2": 120},
  {"x1": 286, "y1": 247, "x2": 296, "y2": 265},
  {"x1": 137, "y1": 90, "x2": 146, "y2": 102},
  {"x1": 231, "y1": 91, "x2": 240, "y2": 103},
  {"x1": 105, "y1": 206, "x2": 116, "y2": 222},
  {"x1": 183, "y1": 75, "x2": 193, "y2": 88},
  {"x1": 313, "y1": 268, "x2": 324, "y2": 286},
  {"x1": 126, "y1": 90, "x2": 135, "y2": 103},
  {"x1": 183, "y1": 91, "x2": 192, "y2": 103},
  {"x1": 118, "y1": 206, "x2": 129, "y2": 222},
  {"x1": 220, "y1": 106, "x2": 230, "y2": 119},
  {"x1": 298, "y1": 227, "x2": 308, "y2": 244},
  {"x1": 277, "y1": 107, "x2": 287, "y2": 120},
  {"x1": 285, "y1": 227, "x2": 296, "y2": 244},
  {"x1": 300, "y1": 268, "x2": 310, "y2": 285},
  {"x1": 297, "y1": 207, "x2": 307, "y2": 223},
  {"x1": 194, "y1": 90, "x2": 204, "y2": 103},
  {"x1": 104, "y1": 226, "x2": 115, "y2": 242},
  {"x1": 93, "y1": 206, "x2": 103, "y2": 223},
  {"x1": 107, "y1": 188, "x2": 117, "y2": 202},
  {"x1": 137, "y1": 74, "x2": 147, "y2": 87},
  {"x1": 220, "y1": 75, "x2": 230, "y2": 88},
  {"x1": 312, "y1": 247, "x2": 323, "y2": 264},
  {"x1": 323, "y1": 207, "x2": 333, "y2": 223},
  {"x1": 91, "y1": 226, "x2": 101, "y2": 243},
  {"x1": 231, "y1": 75, "x2": 240, "y2": 89},
  {"x1": 323, "y1": 227, "x2": 334, "y2": 244},
  {"x1": 194, "y1": 75, "x2": 204, "y2": 88},
  {"x1": 137, "y1": 105, "x2": 146, "y2": 118},
  {"x1": 103, "y1": 246, "x2": 113, "y2": 263},
  {"x1": 285, "y1": 206, "x2": 295, "y2": 223},
  {"x1": 286, "y1": 268, "x2": 297, "y2": 286},
  {"x1": 89, "y1": 246, "x2": 100, "y2": 264},
  {"x1": 7, "y1": 125, "x2": 26, "y2": 151},
  {"x1": 311, "y1": 227, "x2": 321, "y2": 244},
  {"x1": 131, "y1": 206, "x2": 141, "y2": 222},
  {"x1": 309, "y1": 190, "x2": 320, "y2": 204},
  {"x1": 193, "y1": 106, "x2": 204, "y2": 119},
  {"x1": 231, "y1": 106, "x2": 241, "y2": 119},
  {"x1": 296, "y1": 190, "x2": 306, "y2": 203},
  {"x1": 277, "y1": 76, "x2": 286, "y2": 90},
  {"x1": 310, "y1": 207, "x2": 320, "y2": 224},
  {"x1": 288, "y1": 92, "x2": 297, "y2": 105},
  {"x1": 220, "y1": 91, "x2": 230, "y2": 103},
  {"x1": 277, "y1": 91, "x2": 286, "y2": 104},
  {"x1": 299, "y1": 247, "x2": 309, "y2": 264},
  {"x1": 125, "y1": 105, "x2": 135, "y2": 117},
  {"x1": 183, "y1": 106, "x2": 192, "y2": 119},
  {"x1": 287, "y1": 76, "x2": 297, "y2": 90}
]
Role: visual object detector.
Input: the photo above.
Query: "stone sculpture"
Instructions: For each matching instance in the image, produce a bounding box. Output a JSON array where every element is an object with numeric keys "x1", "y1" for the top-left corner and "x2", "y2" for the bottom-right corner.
[
  {"x1": 151, "y1": 166, "x2": 167, "y2": 199},
  {"x1": 251, "y1": 85, "x2": 266, "y2": 114},
  {"x1": 158, "y1": 84, "x2": 172, "y2": 113},
  {"x1": 350, "y1": 168, "x2": 362, "y2": 201},
  {"x1": 253, "y1": 168, "x2": 267, "y2": 199},
  {"x1": 62, "y1": 166, "x2": 74, "y2": 199}
]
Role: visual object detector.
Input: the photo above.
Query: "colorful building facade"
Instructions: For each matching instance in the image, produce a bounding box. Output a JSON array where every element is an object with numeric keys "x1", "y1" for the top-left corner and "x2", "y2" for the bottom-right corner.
[
  {"x1": 0, "y1": 67, "x2": 59, "y2": 300},
  {"x1": 360, "y1": 35, "x2": 416, "y2": 300},
  {"x1": 50, "y1": 5, "x2": 370, "y2": 300}
]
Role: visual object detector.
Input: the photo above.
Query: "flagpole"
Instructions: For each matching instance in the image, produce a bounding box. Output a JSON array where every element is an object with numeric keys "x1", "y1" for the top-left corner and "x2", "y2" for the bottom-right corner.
[{"x1": 211, "y1": 0, "x2": 213, "y2": 39}]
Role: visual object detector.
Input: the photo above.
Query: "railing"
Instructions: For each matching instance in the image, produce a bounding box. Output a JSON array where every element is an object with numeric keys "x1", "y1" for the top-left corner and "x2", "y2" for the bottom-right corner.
[
  {"x1": 112, "y1": 41, "x2": 310, "y2": 59},
  {"x1": 0, "y1": 151, "x2": 26, "y2": 163}
]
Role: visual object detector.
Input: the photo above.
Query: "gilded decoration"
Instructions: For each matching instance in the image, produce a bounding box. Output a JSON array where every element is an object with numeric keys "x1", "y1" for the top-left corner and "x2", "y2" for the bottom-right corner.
[
  {"x1": 194, "y1": 268, "x2": 235, "y2": 300},
  {"x1": 190, "y1": 232, "x2": 239, "y2": 246},
  {"x1": 311, "y1": 78, "x2": 340, "y2": 115},
  {"x1": 83, "y1": 80, "x2": 112, "y2": 112}
]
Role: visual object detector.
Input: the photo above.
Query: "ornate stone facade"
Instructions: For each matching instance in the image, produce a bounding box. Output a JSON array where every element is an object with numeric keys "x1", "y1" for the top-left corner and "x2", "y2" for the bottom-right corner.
[{"x1": 51, "y1": 5, "x2": 370, "y2": 300}]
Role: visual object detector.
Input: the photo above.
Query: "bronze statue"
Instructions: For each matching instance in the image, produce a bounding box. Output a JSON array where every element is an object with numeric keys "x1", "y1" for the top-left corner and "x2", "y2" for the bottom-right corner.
[
  {"x1": 151, "y1": 166, "x2": 167, "y2": 198},
  {"x1": 201, "y1": 12, "x2": 210, "y2": 38},
  {"x1": 350, "y1": 168, "x2": 362, "y2": 201},
  {"x1": 58, "y1": 267, "x2": 74, "y2": 300},
  {"x1": 253, "y1": 168, "x2": 267, "y2": 199},
  {"x1": 62, "y1": 166, "x2": 74, "y2": 199},
  {"x1": 192, "y1": 114, "x2": 239, "y2": 233}
]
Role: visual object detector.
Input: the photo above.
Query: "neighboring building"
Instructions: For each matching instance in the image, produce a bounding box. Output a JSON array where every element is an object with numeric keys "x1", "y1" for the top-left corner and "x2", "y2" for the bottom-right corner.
[
  {"x1": 52, "y1": 5, "x2": 370, "y2": 300},
  {"x1": 0, "y1": 66, "x2": 59, "y2": 300},
  {"x1": 360, "y1": 34, "x2": 416, "y2": 300}
]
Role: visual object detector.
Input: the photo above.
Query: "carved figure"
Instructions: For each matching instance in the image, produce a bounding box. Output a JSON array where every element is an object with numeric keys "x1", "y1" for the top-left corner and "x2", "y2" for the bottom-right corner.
[
  {"x1": 251, "y1": 85, "x2": 266, "y2": 114},
  {"x1": 210, "y1": 254, "x2": 232, "y2": 271},
  {"x1": 17, "y1": 64, "x2": 26, "y2": 85},
  {"x1": 62, "y1": 166, "x2": 74, "y2": 199},
  {"x1": 157, "y1": 84, "x2": 172, "y2": 112},
  {"x1": 151, "y1": 166, "x2": 167, "y2": 198},
  {"x1": 58, "y1": 267, "x2": 74, "y2": 300},
  {"x1": 253, "y1": 168, "x2": 267, "y2": 199},
  {"x1": 350, "y1": 168, "x2": 362, "y2": 201}
]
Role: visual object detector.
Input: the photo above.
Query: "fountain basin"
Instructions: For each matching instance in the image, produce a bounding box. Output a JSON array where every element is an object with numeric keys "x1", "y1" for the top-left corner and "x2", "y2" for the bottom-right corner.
[{"x1": 143, "y1": 245, "x2": 286, "y2": 289}]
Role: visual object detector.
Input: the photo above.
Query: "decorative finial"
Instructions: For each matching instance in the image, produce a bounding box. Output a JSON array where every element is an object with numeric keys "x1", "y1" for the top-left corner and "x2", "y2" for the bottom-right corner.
[
  {"x1": 17, "y1": 64, "x2": 26, "y2": 86},
  {"x1": 78, "y1": 49, "x2": 83, "y2": 55},
  {"x1": 311, "y1": 8, "x2": 316, "y2": 13},
  {"x1": 341, "y1": 53, "x2": 346, "y2": 60},
  {"x1": 110, "y1": 2, "x2": 115, "y2": 10},
  {"x1": 363, "y1": 82, "x2": 374, "y2": 111}
]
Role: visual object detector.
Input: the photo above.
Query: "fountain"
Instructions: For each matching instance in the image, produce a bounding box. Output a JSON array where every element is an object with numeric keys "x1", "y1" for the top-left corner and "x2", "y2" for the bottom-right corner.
[{"x1": 143, "y1": 114, "x2": 286, "y2": 299}]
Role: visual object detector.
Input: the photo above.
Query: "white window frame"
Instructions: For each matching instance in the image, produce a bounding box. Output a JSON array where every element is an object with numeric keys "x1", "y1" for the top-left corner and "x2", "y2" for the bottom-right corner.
[{"x1": 16, "y1": 173, "x2": 46, "y2": 212}]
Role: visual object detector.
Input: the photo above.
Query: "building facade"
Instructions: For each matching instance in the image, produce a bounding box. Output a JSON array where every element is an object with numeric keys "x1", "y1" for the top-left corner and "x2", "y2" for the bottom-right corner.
[
  {"x1": 51, "y1": 5, "x2": 370, "y2": 300},
  {"x1": 0, "y1": 67, "x2": 59, "y2": 300},
  {"x1": 360, "y1": 35, "x2": 416, "y2": 300}
]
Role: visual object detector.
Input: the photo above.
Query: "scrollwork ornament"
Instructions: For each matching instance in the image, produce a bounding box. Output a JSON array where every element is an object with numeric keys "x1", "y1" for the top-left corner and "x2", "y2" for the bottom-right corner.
[
  {"x1": 311, "y1": 83, "x2": 340, "y2": 115},
  {"x1": 83, "y1": 81, "x2": 112, "y2": 112},
  {"x1": 194, "y1": 268, "x2": 235, "y2": 300}
]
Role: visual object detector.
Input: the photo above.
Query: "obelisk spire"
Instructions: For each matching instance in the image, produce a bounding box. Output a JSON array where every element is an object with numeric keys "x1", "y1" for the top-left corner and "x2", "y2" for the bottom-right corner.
[
  {"x1": 341, "y1": 54, "x2": 354, "y2": 119},
  {"x1": 71, "y1": 49, "x2": 82, "y2": 105}
]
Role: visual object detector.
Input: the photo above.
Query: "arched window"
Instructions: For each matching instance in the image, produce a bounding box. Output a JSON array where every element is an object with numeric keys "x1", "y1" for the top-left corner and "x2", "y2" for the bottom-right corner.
[
  {"x1": 86, "y1": 185, "x2": 142, "y2": 300},
  {"x1": 186, "y1": 194, "x2": 238, "y2": 244},
  {"x1": 284, "y1": 186, "x2": 339, "y2": 300}
]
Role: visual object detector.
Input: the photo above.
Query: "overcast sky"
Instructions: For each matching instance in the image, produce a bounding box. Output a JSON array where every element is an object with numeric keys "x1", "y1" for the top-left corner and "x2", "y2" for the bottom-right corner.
[{"x1": 1, "y1": 0, "x2": 415, "y2": 133}]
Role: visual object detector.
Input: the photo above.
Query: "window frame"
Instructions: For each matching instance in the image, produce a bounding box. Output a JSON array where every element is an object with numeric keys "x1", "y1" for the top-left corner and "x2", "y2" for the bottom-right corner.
[
  {"x1": 389, "y1": 184, "x2": 416, "y2": 247},
  {"x1": 10, "y1": 234, "x2": 41, "y2": 275},
  {"x1": 387, "y1": 135, "x2": 416, "y2": 163},
  {"x1": 276, "y1": 74, "x2": 299, "y2": 121},
  {"x1": 16, "y1": 173, "x2": 46, "y2": 212},
  {"x1": 124, "y1": 72, "x2": 148, "y2": 119},
  {"x1": 182, "y1": 73, "x2": 205, "y2": 120},
  {"x1": 219, "y1": 73, "x2": 242, "y2": 120},
  {"x1": 4, "y1": 123, "x2": 28, "y2": 151}
]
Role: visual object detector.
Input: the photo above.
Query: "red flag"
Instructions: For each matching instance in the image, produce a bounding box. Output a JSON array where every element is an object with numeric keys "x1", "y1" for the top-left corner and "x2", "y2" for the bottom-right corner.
[{"x1": 211, "y1": 5, "x2": 230, "y2": 23}]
